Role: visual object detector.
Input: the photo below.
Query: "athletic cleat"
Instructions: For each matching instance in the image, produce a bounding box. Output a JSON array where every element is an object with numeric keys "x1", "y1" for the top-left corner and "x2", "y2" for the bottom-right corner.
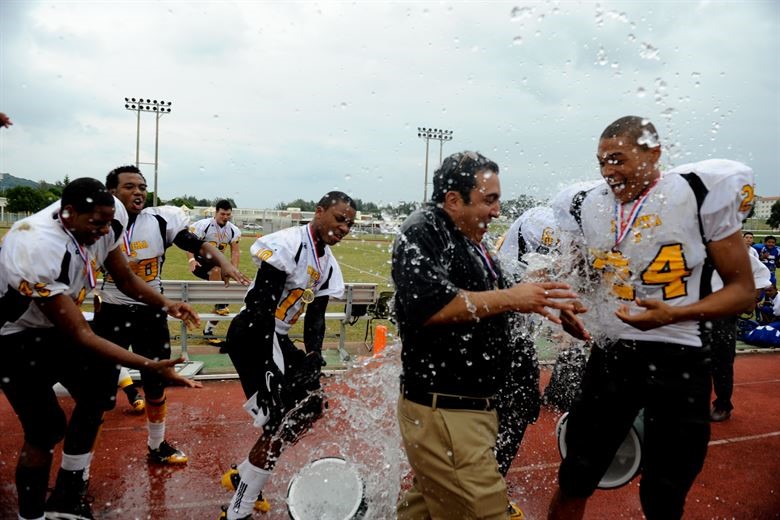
[
  {"x1": 148, "y1": 440, "x2": 188, "y2": 464},
  {"x1": 45, "y1": 469, "x2": 95, "y2": 519},
  {"x1": 217, "y1": 504, "x2": 251, "y2": 520},
  {"x1": 130, "y1": 396, "x2": 146, "y2": 413},
  {"x1": 204, "y1": 330, "x2": 223, "y2": 346},
  {"x1": 508, "y1": 501, "x2": 526, "y2": 520},
  {"x1": 214, "y1": 305, "x2": 231, "y2": 316},
  {"x1": 221, "y1": 464, "x2": 271, "y2": 513}
]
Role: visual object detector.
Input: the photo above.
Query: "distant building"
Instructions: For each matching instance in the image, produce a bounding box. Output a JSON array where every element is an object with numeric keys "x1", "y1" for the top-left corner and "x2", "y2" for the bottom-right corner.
[{"x1": 754, "y1": 196, "x2": 779, "y2": 220}]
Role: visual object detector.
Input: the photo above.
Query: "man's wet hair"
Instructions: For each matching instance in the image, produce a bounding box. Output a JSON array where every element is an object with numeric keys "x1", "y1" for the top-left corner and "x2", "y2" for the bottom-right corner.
[
  {"x1": 601, "y1": 116, "x2": 660, "y2": 150},
  {"x1": 317, "y1": 191, "x2": 356, "y2": 211},
  {"x1": 62, "y1": 178, "x2": 115, "y2": 213},
  {"x1": 431, "y1": 151, "x2": 499, "y2": 204},
  {"x1": 216, "y1": 200, "x2": 233, "y2": 211},
  {"x1": 105, "y1": 165, "x2": 145, "y2": 190}
]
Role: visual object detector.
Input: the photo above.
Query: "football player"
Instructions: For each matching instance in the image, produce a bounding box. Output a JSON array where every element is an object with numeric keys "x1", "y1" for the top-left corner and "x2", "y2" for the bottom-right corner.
[
  {"x1": 495, "y1": 205, "x2": 590, "y2": 482},
  {"x1": 218, "y1": 191, "x2": 356, "y2": 520},
  {"x1": 0, "y1": 178, "x2": 201, "y2": 520},
  {"x1": 548, "y1": 116, "x2": 756, "y2": 520},
  {"x1": 187, "y1": 199, "x2": 243, "y2": 341},
  {"x1": 93, "y1": 165, "x2": 250, "y2": 467}
]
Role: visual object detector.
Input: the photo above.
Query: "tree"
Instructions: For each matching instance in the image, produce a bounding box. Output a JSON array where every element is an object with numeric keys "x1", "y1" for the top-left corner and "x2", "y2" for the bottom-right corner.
[
  {"x1": 275, "y1": 199, "x2": 316, "y2": 211},
  {"x1": 166, "y1": 197, "x2": 194, "y2": 209},
  {"x1": 767, "y1": 200, "x2": 780, "y2": 229},
  {"x1": 6, "y1": 186, "x2": 49, "y2": 213}
]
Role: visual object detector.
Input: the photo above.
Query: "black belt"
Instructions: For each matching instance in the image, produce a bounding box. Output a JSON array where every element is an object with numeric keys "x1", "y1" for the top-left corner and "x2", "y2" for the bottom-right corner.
[{"x1": 402, "y1": 386, "x2": 495, "y2": 411}]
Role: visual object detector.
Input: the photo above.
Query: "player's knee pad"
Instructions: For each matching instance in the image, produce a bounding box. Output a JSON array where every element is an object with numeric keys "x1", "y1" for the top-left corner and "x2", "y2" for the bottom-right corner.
[{"x1": 277, "y1": 392, "x2": 325, "y2": 444}]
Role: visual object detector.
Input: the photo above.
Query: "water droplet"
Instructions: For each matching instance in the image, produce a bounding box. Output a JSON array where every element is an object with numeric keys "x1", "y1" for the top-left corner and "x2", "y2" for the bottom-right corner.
[
  {"x1": 639, "y1": 42, "x2": 660, "y2": 60},
  {"x1": 636, "y1": 86, "x2": 646, "y2": 98},
  {"x1": 340, "y1": 102, "x2": 348, "y2": 109},
  {"x1": 512, "y1": 36, "x2": 524, "y2": 46},
  {"x1": 596, "y1": 47, "x2": 608, "y2": 66},
  {"x1": 344, "y1": 174, "x2": 352, "y2": 182},
  {"x1": 510, "y1": 6, "x2": 533, "y2": 21}
]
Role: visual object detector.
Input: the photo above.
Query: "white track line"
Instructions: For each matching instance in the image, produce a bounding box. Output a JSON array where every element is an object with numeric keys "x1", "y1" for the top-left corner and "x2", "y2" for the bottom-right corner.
[{"x1": 508, "y1": 431, "x2": 780, "y2": 475}]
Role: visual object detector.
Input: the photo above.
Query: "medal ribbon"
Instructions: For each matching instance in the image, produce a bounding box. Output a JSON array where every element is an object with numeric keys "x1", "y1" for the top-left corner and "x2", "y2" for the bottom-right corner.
[
  {"x1": 474, "y1": 242, "x2": 498, "y2": 283},
  {"x1": 613, "y1": 177, "x2": 659, "y2": 248},
  {"x1": 59, "y1": 213, "x2": 97, "y2": 289},
  {"x1": 306, "y1": 224, "x2": 322, "y2": 289},
  {"x1": 123, "y1": 222, "x2": 135, "y2": 256}
]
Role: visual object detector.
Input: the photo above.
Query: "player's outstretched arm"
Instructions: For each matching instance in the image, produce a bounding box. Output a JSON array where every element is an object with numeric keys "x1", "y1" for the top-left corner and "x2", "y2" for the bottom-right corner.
[
  {"x1": 103, "y1": 247, "x2": 201, "y2": 329},
  {"x1": 191, "y1": 239, "x2": 251, "y2": 286},
  {"x1": 36, "y1": 294, "x2": 201, "y2": 387}
]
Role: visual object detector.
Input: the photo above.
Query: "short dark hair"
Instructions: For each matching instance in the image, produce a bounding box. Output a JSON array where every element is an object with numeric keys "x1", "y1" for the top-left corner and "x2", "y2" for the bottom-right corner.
[
  {"x1": 600, "y1": 116, "x2": 660, "y2": 150},
  {"x1": 105, "y1": 165, "x2": 144, "y2": 190},
  {"x1": 317, "y1": 191, "x2": 356, "y2": 211},
  {"x1": 431, "y1": 151, "x2": 499, "y2": 204},
  {"x1": 765, "y1": 235, "x2": 776, "y2": 243},
  {"x1": 216, "y1": 200, "x2": 232, "y2": 211},
  {"x1": 743, "y1": 232, "x2": 754, "y2": 238},
  {"x1": 62, "y1": 178, "x2": 115, "y2": 213}
]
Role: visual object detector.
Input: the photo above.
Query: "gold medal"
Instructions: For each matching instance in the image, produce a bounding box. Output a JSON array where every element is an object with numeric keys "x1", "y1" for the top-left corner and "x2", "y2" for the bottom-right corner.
[{"x1": 301, "y1": 288, "x2": 315, "y2": 304}]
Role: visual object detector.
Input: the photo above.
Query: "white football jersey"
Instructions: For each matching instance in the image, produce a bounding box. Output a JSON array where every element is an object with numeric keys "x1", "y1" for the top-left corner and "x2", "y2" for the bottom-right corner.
[
  {"x1": 248, "y1": 224, "x2": 345, "y2": 335},
  {"x1": 0, "y1": 199, "x2": 127, "y2": 335},
  {"x1": 554, "y1": 159, "x2": 755, "y2": 347},
  {"x1": 189, "y1": 217, "x2": 241, "y2": 253},
  {"x1": 499, "y1": 205, "x2": 558, "y2": 258},
  {"x1": 100, "y1": 206, "x2": 190, "y2": 305}
]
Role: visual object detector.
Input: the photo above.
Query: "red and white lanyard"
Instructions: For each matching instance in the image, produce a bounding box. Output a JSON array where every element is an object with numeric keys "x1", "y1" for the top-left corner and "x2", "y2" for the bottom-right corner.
[
  {"x1": 59, "y1": 213, "x2": 96, "y2": 289},
  {"x1": 613, "y1": 178, "x2": 659, "y2": 249},
  {"x1": 306, "y1": 224, "x2": 323, "y2": 288}
]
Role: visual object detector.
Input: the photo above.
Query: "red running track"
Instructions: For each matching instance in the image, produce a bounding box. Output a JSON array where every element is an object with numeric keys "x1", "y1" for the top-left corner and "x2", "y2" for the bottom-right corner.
[{"x1": 1, "y1": 350, "x2": 779, "y2": 519}]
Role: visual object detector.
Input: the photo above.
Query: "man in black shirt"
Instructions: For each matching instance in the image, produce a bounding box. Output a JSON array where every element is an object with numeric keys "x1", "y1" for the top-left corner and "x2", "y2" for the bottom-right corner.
[{"x1": 393, "y1": 151, "x2": 578, "y2": 519}]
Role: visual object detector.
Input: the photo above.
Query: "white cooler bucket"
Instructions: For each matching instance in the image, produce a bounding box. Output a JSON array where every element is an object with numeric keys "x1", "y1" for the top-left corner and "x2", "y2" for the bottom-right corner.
[
  {"x1": 287, "y1": 457, "x2": 366, "y2": 519},
  {"x1": 556, "y1": 409, "x2": 644, "y2": 489}
]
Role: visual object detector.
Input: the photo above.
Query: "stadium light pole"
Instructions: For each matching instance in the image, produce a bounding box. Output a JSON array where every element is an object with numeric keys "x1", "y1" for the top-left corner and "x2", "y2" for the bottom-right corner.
[
  {"x1": 417, "y1": 127, "x2": 454, "y2": 202},
  {"x1": 123, "y1": 98, "x2": 173, "y2": 206}
]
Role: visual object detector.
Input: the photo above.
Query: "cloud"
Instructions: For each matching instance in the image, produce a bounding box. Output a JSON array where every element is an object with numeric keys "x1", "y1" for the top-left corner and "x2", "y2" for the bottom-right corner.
[{"x1": 1, "y1": 0, "x2": 777, "y2": 208}]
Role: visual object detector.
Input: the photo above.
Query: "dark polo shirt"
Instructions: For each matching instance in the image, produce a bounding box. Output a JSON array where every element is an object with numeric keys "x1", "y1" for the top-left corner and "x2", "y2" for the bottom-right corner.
[{"x1": 392, "y1": 206, "x2": 511, "y2": 398}]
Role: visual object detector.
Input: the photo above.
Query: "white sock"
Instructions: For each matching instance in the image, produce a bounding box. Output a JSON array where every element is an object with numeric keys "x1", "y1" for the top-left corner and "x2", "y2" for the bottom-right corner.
[
  {"x1": 228, "y1": 460, "x2": 271, "y2": 519},
  {"x1": 61, "y1": 452, "x2": 93, "y2": 480},
  {"x1": 148, "y1": 421, "x2": 165, "y2": 450}
]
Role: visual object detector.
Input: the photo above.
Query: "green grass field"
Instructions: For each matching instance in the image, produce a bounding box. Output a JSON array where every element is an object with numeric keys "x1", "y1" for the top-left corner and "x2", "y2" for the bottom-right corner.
[{"x1": 0, "y1": 225, "x2": 396, "y2": 368}]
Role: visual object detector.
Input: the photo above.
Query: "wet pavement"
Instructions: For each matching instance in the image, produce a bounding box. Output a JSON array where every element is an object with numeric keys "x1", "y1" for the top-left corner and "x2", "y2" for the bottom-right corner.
[{"x1": 1, "y1": 349, "x2": 779, "y2": 519}]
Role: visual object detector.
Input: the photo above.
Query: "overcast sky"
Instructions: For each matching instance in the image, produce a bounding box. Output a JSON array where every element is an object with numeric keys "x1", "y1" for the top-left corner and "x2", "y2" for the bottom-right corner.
[{"x1": 1, "y1": 0, "x2": 778, "y2": 209}]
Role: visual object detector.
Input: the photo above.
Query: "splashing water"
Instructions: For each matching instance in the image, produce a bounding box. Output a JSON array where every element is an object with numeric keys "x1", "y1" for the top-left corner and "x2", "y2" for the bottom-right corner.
[{"x1": 265, "y1": 341, "x2": 406, "y2": 518}]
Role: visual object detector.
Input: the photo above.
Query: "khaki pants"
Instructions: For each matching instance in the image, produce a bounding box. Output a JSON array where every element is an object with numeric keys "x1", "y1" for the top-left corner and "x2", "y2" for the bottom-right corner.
[{"x1": 397, "y1": 396, "x2": 509, "y2": 520}]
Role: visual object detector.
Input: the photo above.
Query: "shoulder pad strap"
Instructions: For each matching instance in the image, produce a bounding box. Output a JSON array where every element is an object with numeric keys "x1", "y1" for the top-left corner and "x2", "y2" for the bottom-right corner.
[
  {"x1": 153, "y1": 214, "x2": 168, "y2": 245},
  {"x1": 570, "y1": 190, "x2": 588, "y2": 231},
  {"x1": 680, "y1": 172, "x2": 709, "y2": 243}
]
